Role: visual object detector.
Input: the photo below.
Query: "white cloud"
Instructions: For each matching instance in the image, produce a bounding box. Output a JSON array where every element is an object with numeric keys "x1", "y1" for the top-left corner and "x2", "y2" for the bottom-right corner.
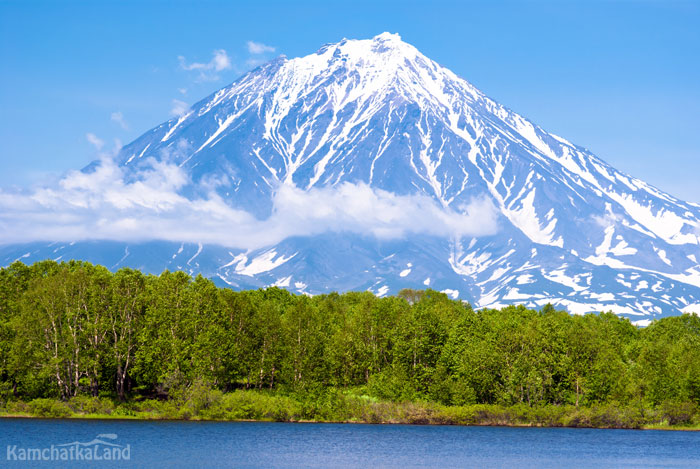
[
  {"x1": 592, "y1": 208, "x2": 622, "y2": 229},
  {"x1": 245, "y1": 57, "x2": 268, "y2": 68},
  {"x1": 179, "y1": 49, "x2": 231, "y2": 72},
  {"x1": 247, "y1": 41, "x2": 275, "y2": 55},
  {"x1": 178, "y1": 49, "x2": 232, "y2": 81},
  {"x1": 110, "y1": 111, "x2": 129, "y2": 130},
  {"x1": 170, "y1": 99, "x2": 189, "y2": 117},
  {"x1": 0, "y1": 158, "x2": 499, "y2": 249},
  {"x1": 86, "y1": 133, "x2": 104, "y2": 151}
]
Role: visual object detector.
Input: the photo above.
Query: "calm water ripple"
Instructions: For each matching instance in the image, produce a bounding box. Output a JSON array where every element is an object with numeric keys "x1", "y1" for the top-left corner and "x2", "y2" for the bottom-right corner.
[{"x1": 2, "y1": 418, "x2": 699, "y2": 468}]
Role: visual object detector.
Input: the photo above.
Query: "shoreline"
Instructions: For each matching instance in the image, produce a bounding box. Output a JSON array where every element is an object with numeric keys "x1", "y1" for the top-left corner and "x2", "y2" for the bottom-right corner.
[
  {"x1": 2, "y1": 411, "x2": 698, "y2": 432},
  {"x1": 2, "y1": 386, "x2": 698, "y2": 433}
]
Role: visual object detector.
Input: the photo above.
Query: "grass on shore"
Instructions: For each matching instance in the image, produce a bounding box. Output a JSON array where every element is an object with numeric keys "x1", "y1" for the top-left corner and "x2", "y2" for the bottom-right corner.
[{"x1": 1, "y1": 388, "x2": 699, "y2": 431}]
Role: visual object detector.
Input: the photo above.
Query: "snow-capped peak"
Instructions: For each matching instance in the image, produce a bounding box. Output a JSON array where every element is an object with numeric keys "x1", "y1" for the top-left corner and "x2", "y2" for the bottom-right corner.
[
  {"x1": 374, "y1": 31, "x2": 402, "y2": 41},
  {"x1": 276, "y1": 32, "x2": 447, "y2": 105},
  {"x1": 10, "y1": 33, "x2": 698, "y2": 321}
]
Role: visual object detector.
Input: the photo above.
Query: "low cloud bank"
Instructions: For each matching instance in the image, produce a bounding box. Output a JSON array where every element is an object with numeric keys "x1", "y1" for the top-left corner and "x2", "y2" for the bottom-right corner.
[{"x1": 0, "y1": 158, "x2": 499, "y2": 249}]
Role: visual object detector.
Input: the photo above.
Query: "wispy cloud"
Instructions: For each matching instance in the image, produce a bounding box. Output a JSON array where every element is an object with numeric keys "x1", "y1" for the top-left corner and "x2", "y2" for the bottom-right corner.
[
  {"x1": 110, "y1": 111, "x2": 129, "y2": 130},
  {"x1": 0, "y1": 156, "x2": 499, "y2": 249},
  {"x1": 245, "y1": 58, "x2": 266, "y2": 68},
  {"x1": 246, "y1": 41, "x2": 275, "y2": 55},
  {"x1": 592, "y1": 207, "x2": 622, "y2": 229},
  {"x1": 86, "y1": 133, "x2": 104, "y2": 151},
  {"x1": 178, "y1": 49, "x2": 232, "y2": 81},
  {"x1": 244, "y1": 40, "x2": 277, "y2": 68},
  {"x1": 170, "y1": 99, "x2": 189, "y2": 117}
]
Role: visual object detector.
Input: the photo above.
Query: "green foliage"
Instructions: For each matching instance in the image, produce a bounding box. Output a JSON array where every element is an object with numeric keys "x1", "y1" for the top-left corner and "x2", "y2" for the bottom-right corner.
[
  {"x1": 68, "y1": 396, "x2": 116, "y2": 415},
  {"x1": 1, "y1": 260, "x2": 699, "y2": 428},
  {"x1": 27, "y1": 398, "x2": 72, "y2": 418}
]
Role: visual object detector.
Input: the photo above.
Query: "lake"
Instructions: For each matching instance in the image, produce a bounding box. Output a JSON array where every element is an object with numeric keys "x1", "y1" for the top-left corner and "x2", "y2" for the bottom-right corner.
[{"x1": 2, "y1": 418, "x2": 699, "y2": 468}]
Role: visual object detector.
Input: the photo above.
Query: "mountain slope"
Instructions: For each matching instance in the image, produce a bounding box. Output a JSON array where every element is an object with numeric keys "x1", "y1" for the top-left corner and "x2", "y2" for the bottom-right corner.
[{"x1": 3, "y1": 32, "x2": 700, "y2": 322}]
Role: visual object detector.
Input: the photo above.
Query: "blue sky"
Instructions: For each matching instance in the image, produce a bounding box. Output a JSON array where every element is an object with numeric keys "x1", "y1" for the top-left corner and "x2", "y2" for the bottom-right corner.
[{"x1": 1, "y1": 0, "x2": 699, "y2": 201}]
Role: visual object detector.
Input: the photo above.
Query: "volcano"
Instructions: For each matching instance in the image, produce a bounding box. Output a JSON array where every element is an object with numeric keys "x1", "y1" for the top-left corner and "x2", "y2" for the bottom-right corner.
[{"x1": 3, "y1": 32, "x2": 700, "y2": 322}]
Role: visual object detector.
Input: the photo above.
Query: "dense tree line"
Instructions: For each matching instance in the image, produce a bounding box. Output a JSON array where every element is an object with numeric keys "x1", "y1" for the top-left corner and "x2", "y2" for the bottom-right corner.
[{"x1": 1, "y1": 260, "x2": 699, "y2": 411}]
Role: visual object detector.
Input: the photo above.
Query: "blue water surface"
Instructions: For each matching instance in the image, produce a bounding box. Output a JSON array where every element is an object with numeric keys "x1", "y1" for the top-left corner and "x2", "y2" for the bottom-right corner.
[{"x1": 2, "y1": 418, "x2": 698, "y2": 468}]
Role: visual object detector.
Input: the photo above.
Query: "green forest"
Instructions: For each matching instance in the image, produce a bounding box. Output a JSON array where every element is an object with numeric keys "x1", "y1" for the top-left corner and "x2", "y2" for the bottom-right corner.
[{"x1": 1, "y1": 260, "x2": 699, "y2": 429}]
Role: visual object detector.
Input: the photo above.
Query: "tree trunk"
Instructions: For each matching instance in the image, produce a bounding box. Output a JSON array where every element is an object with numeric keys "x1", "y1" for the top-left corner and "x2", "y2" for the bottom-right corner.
[
  {"x1": 91, "y1": 377, "x2": 99, "y2": 397},
  {"x1": 116, "y1": 365, "x2": 127, "y2": 401}
]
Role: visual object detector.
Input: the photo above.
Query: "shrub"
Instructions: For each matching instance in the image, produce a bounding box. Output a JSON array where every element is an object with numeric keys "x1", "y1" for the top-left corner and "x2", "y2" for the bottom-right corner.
[
  {"x1": 659, "y1": 401, "x2": 697, "y2": 426},
  {"x1": 28, "y1": 398, "x2": 72, "y2": 418},
  {"x1": 68, "y1": 396, "x2": 115, "y2": 415},
  {"x1": 3, "y1": 400, "x2": 29, "y2": 415}
]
